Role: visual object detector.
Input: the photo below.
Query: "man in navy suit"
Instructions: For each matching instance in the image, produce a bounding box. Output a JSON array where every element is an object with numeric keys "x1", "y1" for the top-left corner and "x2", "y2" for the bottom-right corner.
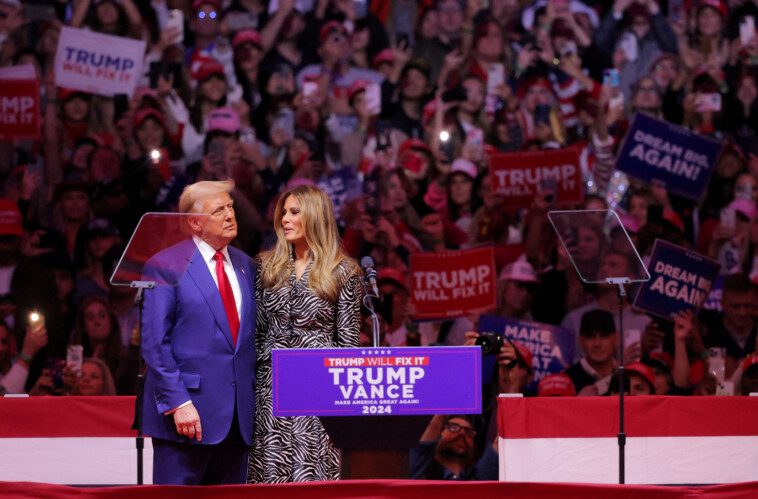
[{"x1": 141, "y1": 179, "x2": 256, "y2": 485}]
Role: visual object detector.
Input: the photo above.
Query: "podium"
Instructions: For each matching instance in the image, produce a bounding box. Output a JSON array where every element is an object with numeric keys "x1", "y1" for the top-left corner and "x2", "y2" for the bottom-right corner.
[
  {"x1": 272, "y1": 346, "x2": 481, "y2": 479},
  {"x1": 321, "y1": 415, "x2": 431, "y2": 478}
]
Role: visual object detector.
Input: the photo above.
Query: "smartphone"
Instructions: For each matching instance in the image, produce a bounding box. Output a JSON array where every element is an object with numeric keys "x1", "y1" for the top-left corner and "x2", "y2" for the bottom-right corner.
[
  {"x1": 716, "y1": 380, "x2": 735, "y2": 396},
  {"x1": 439, "y1": 130, "x2": 455, "y2": 163},
  {"x1": 669, "y1": 0, "x2": 684, "y2": 24},
  {"x1": 113, "y1": 93, "x2": 129, "y2": 125},
  {"x1": 364, "y1": 83, "x2": 381, "y2": 116},
  {"x1": 352, "y1": 0, "x2": 368, "y2": 19},
  {"x1": 487, "y1": 63, "x2": 505, "y2": 96},
  {"x1": 375, "y1": 119, "x2": 391, "y2": 151},
  {"x1": 396, "y1": 32, "x2": 413, "y2": 49},
  {"x1": 735, "y1": 182, "x2": 754, "y2": 201},
  {"x1": 363, "y1": 169, "x2": 381, "y2": 224},
  {"x1": 618, "y1": 32, "x2": 638, "y2": 62},
  {"x1": 534, "y1": 104, "x2": 551, "y2": 125},
  {"x1": 165, "y1": 9, "x2": 184, "y2": 45},
  {"x1": 696, "y1": 93, "x2": 722, "y2": 112},
  {"x1": 466, "y1": 127, "x2": 484, "y2": 161},
  {"x1": 720, "y1": 207, "x2": 736, "y2": 228},
  {"x1": 272, "y1": 108, "x2": 295, "y2": 141},
  {"x1": 442, "y1": 86, "x2": 467, "y2": 103},
  {"x1": 740, "y1": 16, "x2": 756, "y2": 46},
  {"x1": 708, "y1": 347, "x2": 726, "y2": 383},
  {"x1": 149, "y1": 62, "x2": 183, "y2": 89},
  {"x1": 603, "y1": 68, "x2": 620, "y2": 87},
  {"x1": 302, "y1": 75, "x2": 319, "y2": 105},
  {"x1": 45, "y1": 358, "x2": 65, "y2": 390},
  {"x1": 29, "y1": 311, "x2": 45, "y2": 331},
  {"x1": 24, "y1": 3, "x2": 57, "y2": 23},
  {"x1": 560, "y1": 41, "x2": 577, "y2": 58},
  {"x1": 226, "y1": 11, "x2": 258, "y2": 31},
  {"x1": 66, "y1": 345, "x2": 84, "y2": 376},
  {"x1": 624, "y1": 328, "x2": 641, "y2": 348}
]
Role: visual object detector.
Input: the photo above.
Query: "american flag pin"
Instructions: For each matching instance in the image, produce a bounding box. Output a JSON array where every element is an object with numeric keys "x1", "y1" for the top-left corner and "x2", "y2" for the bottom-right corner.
[{"x1": 241, "y1": 269, "x2": 246, "y2": 275}]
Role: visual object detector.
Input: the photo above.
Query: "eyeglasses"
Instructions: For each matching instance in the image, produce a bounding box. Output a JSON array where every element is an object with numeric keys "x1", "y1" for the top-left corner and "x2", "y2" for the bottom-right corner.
[
  {"x1": 197, "y1": 11, "x2": 217, "y2": 19},
  {"x1": 445, "y1": 422, "x2": 476, "y2": 436}
]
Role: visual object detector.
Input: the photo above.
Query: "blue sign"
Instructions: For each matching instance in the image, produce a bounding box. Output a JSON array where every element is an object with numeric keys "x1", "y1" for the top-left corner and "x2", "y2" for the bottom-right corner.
[
  {"x1": 633, "y1": 239, "x2": 721, "y2": 320},
  {"x1": 272, "y1": 347, "x2": 481, "y2": 416},
  {"x1": 703, "y1": 275, "x2": 725, "y2": 312},
  {"x1": 317, "y1": 168, "x2": 361, "y2": 226},
  {"x1": 477, "y1": 315, "x2": 575, "y2": 392},
  {"x1": 615, "y1": 113, "x2": 723, "y2": 202}
]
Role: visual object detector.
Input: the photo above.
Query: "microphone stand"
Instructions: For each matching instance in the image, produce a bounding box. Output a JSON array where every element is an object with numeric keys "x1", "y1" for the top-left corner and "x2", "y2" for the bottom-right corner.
[
  {"x1": 606, "y1": 277, "x2": 629, "y2": 485},
  {"x1": 131, "y1": 280, "x2": 155, "y2": 485},
  {"x1": 360, "y1": 276, "x2": 381, "y2": 347}
]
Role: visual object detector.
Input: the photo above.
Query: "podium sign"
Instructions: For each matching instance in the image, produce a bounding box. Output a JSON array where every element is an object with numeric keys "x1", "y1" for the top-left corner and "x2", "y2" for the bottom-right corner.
[{"x1": 272, "y1": 347, "x2": 481, "y2": 417}]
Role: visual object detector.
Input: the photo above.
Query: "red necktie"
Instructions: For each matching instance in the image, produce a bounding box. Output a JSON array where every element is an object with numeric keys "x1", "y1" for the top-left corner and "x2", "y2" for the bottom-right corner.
[{"x1": 214, "y1": 251, "x2": 239, "y2": 345}]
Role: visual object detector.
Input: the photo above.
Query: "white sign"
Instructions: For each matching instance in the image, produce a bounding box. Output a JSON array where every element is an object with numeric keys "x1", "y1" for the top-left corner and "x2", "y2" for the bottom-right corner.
[{"x1": 54, "y1": 26, "x2": 146, "y2": 97}]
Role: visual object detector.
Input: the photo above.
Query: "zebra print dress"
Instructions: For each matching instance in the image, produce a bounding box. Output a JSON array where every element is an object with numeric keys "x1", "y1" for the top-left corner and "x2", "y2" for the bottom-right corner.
[{"x1": 247, "y1": 256, "x2": 362, "y2": 484}]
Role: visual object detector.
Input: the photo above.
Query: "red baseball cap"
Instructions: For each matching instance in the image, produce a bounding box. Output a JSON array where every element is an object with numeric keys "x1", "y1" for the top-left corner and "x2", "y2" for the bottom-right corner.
[
  {"x1": 191, "y1": 59, "x2": 225, "y2": 82},
  {"x1": 319, "y1": 20, "x2": 346, "y2": 45},
  {"x1": 695, "y1": 0, "x2": 728, "y2": 20},
  {"x1": 378, "y1": 267, "x2": 407, "y2": 290},
  {"x1": 232, "y1": 29, "x2": 262, "y2": 49},
  {"x1": 0, "y1": 199, "x2": 23, "y2": 236},
  {"x1": 398, "y1": 138, "x2": 432, "y2": 158},
  {"x1": 133, "y1": 108, "x2": 166, "y2": 129},
  {"x1": 347, "y1": 79, "x2": 370, "y2": 101},
  {"x1": 58, "y1": 87, "x2": 89, "y2": 101},
  {"x1": 626, "y1": 361, "x2": 656, "y2": 391},
  {"x1": 192, "y1": 0, "x2": 221, "y2": 13},
  {"x1": 372, "y1": 49, "x2": 394, "y2": 69},
  {"x1": 538, "y1": 373, "x2": 576, "y2": 397}
]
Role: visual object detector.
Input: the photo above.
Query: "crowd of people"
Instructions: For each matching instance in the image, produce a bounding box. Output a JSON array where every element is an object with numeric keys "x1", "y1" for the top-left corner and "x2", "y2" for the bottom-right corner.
[{"x1": 1, "y1": 0, "x2": 758, "y2": 482}]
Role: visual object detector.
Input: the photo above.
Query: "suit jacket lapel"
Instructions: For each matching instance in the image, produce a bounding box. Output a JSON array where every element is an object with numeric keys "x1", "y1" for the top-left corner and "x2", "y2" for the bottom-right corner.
[
  {"x1": 229, "y1": 249, "x2": 251, "y2": 353},
  {"x1": 186, "y1": 249, "x2": 235, "y2": 349}
]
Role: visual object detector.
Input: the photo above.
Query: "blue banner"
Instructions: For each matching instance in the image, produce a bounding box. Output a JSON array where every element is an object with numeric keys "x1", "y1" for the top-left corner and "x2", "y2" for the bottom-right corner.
[
  {"x1": 272, "y1": 347, "x2": 481, "y2": 416},
  {"x1": 703, "y1": 275, "x2": 725, "y2": 312},
  {"x1": 615, "y1": 113, "x2": 723, "y2": 201},
  {"x1": 316, "y1": 168, "x2": 361, "y2": 226},
  {"x1": 477, "y1": 315, "x2": 575, "y2": 392},
  {"x1": 633, "y1": 239, "x2": 721, "y2": 320}
]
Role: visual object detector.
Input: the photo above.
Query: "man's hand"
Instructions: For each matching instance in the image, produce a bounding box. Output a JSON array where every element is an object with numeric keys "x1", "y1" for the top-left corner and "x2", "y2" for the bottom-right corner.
[{"x1": 174, "y1": 403, "x2": 202, "y2": 441}]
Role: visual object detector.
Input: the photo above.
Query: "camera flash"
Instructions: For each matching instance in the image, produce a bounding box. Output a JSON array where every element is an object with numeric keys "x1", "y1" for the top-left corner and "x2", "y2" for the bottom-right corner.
[
  {"x1": 150, "y1": 149, "x2": 161, "y2": 160},
  {"x1": 439, "y1": 131, "x2": 450, "y2": 142},
  {"x1": 30, "y1": 312, "x2": 39, "y2": 323}
]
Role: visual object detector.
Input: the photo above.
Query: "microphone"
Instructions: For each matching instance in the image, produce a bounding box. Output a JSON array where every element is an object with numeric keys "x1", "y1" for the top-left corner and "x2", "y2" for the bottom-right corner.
[{"x1": 361, "y1": 256, "x2": 380, "y2": 298}]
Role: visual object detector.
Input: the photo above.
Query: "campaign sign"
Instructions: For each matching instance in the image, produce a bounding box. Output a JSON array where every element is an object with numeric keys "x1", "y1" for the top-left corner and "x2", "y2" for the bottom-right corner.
[
  {"x1": 316, "y1": 168, "x2": 361, "y2": 225},
  {"x1": 489, "y1": 148, "x2": 582, "y2": 209},
  {"x1": 633, "y1": 239, "x2": 721, "y2": 320},
  {"x1": 272, "y1": 347, "x2": 481, "y2": 416},
  {"x1": 477, "y1": 315, "x2": 575, "y2": 392},
  {"x1": 615, "y1": 113, "x2": 723, "y2": 202},
  {"x1": 703, "y1": 275, "x2": 725, "y2": 312},
  {"x1": 0, "y1": 79, "x2": 40, "y2": 140},
  {"x1": 410, "y1": 246, "x2": 496, "y2": 320},
  {"x1": 54, "y1": 26, "x2": 146, "y2": 97}
]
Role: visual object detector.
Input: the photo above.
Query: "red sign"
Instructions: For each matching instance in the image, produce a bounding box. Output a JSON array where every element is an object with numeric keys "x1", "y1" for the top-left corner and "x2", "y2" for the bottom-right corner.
[
  {"x1": 0, "y1": 79, "x2": 41, "y2": 140},
  {"x1": 410, "y1": 246, "x2": 497, "y2": 320},
  {"x1": 489, "y1": 148, "x2": 582, "y2": 209}
]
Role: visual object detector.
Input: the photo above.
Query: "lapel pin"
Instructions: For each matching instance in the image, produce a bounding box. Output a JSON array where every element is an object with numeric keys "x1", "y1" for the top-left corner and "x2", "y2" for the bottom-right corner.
[{"x1": 241, "y1": 269, "x2": 246, "y2": 275}]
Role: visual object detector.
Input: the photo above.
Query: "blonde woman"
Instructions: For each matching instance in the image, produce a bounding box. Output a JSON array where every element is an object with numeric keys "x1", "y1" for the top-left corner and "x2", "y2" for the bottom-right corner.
[{"x1": 248, "y1": 185, "x2": 362, "y2": 484}]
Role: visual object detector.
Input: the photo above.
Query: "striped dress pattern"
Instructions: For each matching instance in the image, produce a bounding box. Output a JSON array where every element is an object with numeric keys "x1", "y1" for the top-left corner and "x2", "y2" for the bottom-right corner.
[{"x1": 247, "y1": 256, "x2": 362, "y2": 483}]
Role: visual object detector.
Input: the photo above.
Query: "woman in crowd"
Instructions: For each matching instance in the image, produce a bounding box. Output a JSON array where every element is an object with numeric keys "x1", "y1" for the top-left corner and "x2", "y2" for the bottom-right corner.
[
  {"x1": 248, "y1": 184, "x2": 362, "y2": 483},
  {"x1": 0, "y1": 321, "x2": 47, "y2": 394}
]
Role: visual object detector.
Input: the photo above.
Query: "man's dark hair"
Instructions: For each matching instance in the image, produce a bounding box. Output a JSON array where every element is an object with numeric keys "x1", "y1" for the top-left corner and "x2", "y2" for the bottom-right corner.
[{"x1": 723, "y1": 274, "x2": 754, "y2": 295}]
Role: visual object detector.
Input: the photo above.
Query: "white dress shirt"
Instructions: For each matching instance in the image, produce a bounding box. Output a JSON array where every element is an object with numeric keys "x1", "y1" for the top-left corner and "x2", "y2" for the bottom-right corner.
[{"x1": 192, "y1": 236, "x2": 242, "y2": 320}]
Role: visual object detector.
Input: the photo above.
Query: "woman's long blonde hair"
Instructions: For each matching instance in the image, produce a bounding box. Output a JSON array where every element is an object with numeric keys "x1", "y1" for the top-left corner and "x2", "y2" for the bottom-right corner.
[{"x1": 259, "y1": 184, "x2": 358, "y2": 301}]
